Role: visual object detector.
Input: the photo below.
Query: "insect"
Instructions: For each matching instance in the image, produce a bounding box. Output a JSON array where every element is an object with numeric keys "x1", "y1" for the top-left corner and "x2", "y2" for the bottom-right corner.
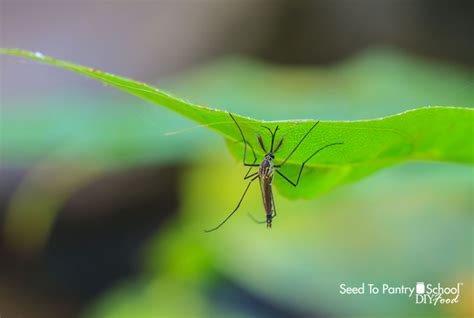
[{"x1": 205, "y1": 113, "x2": 343, "y2": 232}]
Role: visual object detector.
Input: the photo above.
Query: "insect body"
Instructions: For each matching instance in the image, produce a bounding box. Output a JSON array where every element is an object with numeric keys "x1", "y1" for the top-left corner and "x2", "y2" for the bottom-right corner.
[
  {"x1": 259, "y1": 153, "x2": 275, "y2": 228},
  {"x1": 205, "y1": 113, "x2": 343, "y2": 232}
]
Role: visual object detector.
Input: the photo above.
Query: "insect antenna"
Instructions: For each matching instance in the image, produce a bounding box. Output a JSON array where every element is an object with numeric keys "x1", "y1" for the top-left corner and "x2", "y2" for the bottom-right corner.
[
  {"x1": 257, "y1": 134, "x2": 267, "y2": 152},
  {"x1": 274, "y1": 138, "x2": 284, "y2": 153},
  {"x1": 261, "y1": 125, "x2": 279, "y2": 152}
]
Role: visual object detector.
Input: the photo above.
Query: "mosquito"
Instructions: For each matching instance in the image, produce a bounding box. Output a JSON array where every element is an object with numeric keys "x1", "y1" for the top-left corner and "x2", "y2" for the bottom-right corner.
[{"x1": 205, "y1": 113, "x2": 343, "y2": 232}]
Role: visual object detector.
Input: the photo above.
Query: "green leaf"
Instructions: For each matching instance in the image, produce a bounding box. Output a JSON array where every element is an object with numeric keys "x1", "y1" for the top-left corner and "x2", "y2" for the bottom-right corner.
[{"x1": 1, "y1": 48, "x2": 473, "y2": 198}]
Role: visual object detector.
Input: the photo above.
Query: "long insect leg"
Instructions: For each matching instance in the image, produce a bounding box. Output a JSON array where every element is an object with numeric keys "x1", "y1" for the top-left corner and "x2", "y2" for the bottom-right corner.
[
  {"x1": 261, "y1": 126, "x2": 274, "y2": 137},
  {"x1": 244, "y1": 171, "x2": 258, "y2": 180},
  {"x1": 275, "y1": 142, "x2": 343, "y2": 187},
  {"x1": 205, "y1": 175, "x2": 259, "y2": 232},
  {"x1": 275, "y1": 121, "x2": 320, "y2": 168},
  {"x1": 229, "y1": 112, "x2": 259, "y2": 167},
  {"x1": 271, "y1": 189, "x2": 277, "y2": 218},
  {"x1": 247, "y1": 213, "x2": 266, "y2": 224},
  {"x1": 245, "y1": 178, "x2": 273, "y2": 224},
  {"x1": 243, "y1": 140, "x2": 258, "y2": 178},
  {"x1": 270, "y1": 126, "x2": 279, "y2": 152},
  {"x1": 275, "y1": 170, "x2": 297, "y2": 187}
]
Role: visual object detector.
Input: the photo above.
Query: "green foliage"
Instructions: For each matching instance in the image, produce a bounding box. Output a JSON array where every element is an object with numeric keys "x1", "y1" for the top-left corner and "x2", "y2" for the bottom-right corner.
[
  {"x1": 1, "y1": 48, "x2": 473, "y2": 199},
  {"x1": 1, "y1": 95, "x2": 219, "y2": 166},
  {"x1": 165, "y1": 50, "x2": 474, "y2": 121}
]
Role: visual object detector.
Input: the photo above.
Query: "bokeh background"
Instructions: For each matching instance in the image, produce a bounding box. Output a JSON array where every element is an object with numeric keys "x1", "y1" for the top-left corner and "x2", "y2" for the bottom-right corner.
[{"x1": 1, "y1": 1, "x2": 473, "y2": 317}]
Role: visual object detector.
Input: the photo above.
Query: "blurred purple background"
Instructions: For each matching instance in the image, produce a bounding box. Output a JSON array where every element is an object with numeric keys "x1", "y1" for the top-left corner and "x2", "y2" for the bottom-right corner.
[{"x1": 3, "y1": 0, "x2": 473, "y2": 102}]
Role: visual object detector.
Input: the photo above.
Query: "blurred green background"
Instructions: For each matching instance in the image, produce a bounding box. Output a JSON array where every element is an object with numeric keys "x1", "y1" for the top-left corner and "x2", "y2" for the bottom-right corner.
[{"x1": 1, "y1": 1, "x2": 473, "y2": 318}]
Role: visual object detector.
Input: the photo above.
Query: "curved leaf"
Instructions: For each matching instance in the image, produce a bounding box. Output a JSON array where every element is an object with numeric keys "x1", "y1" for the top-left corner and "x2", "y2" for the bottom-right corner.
[{"x1": 1, "y1": 48, "x2": 472, "y2": 198}]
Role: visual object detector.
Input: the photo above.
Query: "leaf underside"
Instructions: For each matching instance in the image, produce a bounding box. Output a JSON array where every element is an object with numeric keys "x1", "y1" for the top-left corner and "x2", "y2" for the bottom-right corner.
[{"x1": 1, "y1": 48, "x2": 473, "y2": 199}]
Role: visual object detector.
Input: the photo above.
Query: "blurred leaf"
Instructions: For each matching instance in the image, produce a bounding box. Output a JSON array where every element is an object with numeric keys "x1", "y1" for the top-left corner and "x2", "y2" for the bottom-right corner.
[
  {"x1": 4, "y1": 163, "x2": 103, "y2": 255},
  {"x1": 145, "y1": 160, "x2": 473, "y2": 317},
  {"x1": 164, "y1": 49, "x2": 474, "y2": 120},
  {"x1": 1, "y1": 94, "x2": 220, "y2": 167},
  {"x1": 1, "y1": 49, "x2": 473, "y2": 198},
  {"x1": 84, "y1": 277, "x2": 230, "y2": 318}
]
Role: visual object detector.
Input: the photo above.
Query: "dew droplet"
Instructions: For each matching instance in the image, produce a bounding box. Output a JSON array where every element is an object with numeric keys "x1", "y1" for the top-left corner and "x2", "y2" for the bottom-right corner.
[{"x1": 34, "y1": 52, "x2": 45, "y2": 58}]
